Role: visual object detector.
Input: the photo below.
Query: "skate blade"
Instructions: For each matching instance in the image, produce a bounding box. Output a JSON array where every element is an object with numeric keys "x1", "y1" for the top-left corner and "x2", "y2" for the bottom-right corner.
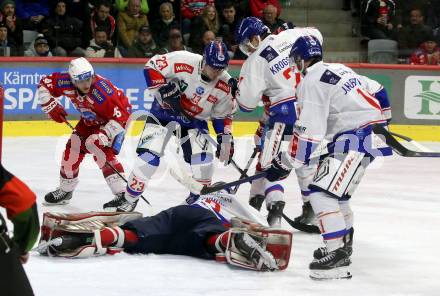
[
  {"x1": 103, "y1": 207, "x2": 118, "y2": 212},
  {"x1": 309, "y1": 266, "x2": 352, "y2": 280},
  {"x1": 43, "y1": 200, "x2": 71, "y2": 206}
]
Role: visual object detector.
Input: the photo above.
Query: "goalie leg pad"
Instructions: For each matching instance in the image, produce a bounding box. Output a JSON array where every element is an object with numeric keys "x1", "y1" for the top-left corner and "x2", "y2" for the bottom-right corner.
[
  {"x1": 37, "y1": 211, "x2": 142, "y2": 258},
  {"x1": 309, "y1": 151, "x2": 368, "y2": 199},
  {"x1": 260, "y1": 122, "x2": 285, "y2": 168}
]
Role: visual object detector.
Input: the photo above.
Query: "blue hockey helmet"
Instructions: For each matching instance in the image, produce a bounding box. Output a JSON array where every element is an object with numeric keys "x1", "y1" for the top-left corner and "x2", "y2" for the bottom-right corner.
[
  {"x1": 203, "y1": 40, "x2": 230, "y2": 69},
  {"x1": 289, "y1": 35, "x2": 322, "y2": 74},
  {"x1": 235, "y1": 17, "x2": 270, "y2": 56}
]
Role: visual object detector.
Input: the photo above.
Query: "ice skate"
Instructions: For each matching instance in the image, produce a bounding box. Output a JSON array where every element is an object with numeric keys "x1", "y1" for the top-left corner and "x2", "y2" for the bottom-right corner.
[
  {"x1": 313, "y1": 228, "x2": 354, "y2": 259},
  {"x1": 44, "y1": 189, "x2": 73, "y2": 205},
  {"x1": 103, "y1": 192, "x2": 138, "y2": 212},
  {"x1": 309, "y1": 247, "x2": 352, "y2": 280},
  {"x1": 249, "y1": 194, "x2": 265, "y2": 211},
  {"x1": 267, "y1": 201, "x2": 285, "y2": 227}
]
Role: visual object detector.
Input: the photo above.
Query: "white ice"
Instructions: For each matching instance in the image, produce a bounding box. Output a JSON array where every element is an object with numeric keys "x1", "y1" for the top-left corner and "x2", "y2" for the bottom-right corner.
[{"x1": 2, "y1": 136, "x2": 440, "y2": 296}]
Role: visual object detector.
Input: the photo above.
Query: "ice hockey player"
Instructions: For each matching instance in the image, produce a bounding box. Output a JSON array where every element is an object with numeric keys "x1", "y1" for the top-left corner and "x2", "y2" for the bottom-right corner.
[
  {"x1": 265, "y1": 35, "x2": 392, "y2": 279},
  {"x1": 0, "y1": 164, "x2": 40, "y2": 296},
  {"x1": 233, "y1": 16, "x2": 323, "y2": 227},
  {"x1": 104, "y1": 40, "x2": 236, "y2": 212},
  {"x1": 36, "y1": 186, "x2": 292, "y2": 272},
  {"x1": 38, "y1": 58, "x2": 132, "y2": 207}
]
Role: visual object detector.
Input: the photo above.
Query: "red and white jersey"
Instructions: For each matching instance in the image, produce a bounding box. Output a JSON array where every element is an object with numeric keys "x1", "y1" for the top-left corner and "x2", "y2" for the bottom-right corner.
[
  {"x1": 295, "y1": 61, "x2": 385, "y2": 144},
  {"x1": 37, "y1": 73, "x2": 131, "y2": 127},
  {"x1": 145, "y1": 51, "x2": 236, "y2": 122},
  {"x1": 192, "y1": 191, "x2": 268, "y2": 226},
  {"x1": 236, "y1": 28, "x2": 323, "y2": 112}
]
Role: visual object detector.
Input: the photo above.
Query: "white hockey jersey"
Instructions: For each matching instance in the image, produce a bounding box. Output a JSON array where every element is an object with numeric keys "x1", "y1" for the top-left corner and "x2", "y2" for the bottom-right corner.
[
  {"x1": 191, "y1": 191, "x2": 268, "y2": 226},
  {"x1": 145, "y1": 51, "x2": 236, "y2": 123},
  {"x1": 292, "y1": 61, "x2": 389, "y2": 165},
  {"x1": 236, "y1": 28, "x2": 323, "y2": 112}
]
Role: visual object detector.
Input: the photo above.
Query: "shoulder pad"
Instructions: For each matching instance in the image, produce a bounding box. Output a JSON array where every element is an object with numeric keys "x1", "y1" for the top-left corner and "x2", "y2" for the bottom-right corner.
[
  {"x1": 319, "y1": 70, "x2": 341, "y2": 85},
  {"x1": 259, "y1": 45, "x2": 279, "y2": 62}
]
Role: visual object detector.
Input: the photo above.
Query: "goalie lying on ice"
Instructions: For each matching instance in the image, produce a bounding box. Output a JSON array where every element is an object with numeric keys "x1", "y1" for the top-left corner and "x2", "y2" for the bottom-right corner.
[{"x1": 36, "y1": 190, "x2": 292, "y2": 271}]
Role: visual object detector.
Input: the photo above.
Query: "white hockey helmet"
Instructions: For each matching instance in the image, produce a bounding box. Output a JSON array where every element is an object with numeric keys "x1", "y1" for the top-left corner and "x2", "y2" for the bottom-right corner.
[{"x1": 68, "y1": 57, "x2": 94, "y2": 83}]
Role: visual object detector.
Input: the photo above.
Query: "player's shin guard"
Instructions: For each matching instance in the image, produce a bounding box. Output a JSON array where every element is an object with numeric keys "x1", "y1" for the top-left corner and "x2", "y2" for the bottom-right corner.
[
  {"x1": 190, "y1": 153, "x2": 213, "y2": 187},
  {"x1": 126, "y1": 152, "x2": 160, "y2": 198}
]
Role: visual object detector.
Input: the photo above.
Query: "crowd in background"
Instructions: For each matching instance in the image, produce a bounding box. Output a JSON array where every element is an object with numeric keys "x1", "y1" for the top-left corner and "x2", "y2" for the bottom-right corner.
[
  {"x1": 1, "y1": 0, "x2": 440, "y2": 65},
  {"x1": 0, "y1": 0, "x2": 288, "y2": 60}
]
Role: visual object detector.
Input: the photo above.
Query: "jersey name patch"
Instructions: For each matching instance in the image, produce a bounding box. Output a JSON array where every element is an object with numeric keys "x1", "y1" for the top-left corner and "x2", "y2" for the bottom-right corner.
[
  {"x1": 320, "y1": 70, "x2": 341, "y2": 85},
  {"x1": 215, "y1": 80, "x2": 230, "y2": 94},
  {"x1": 96, "y1": 79, "x2": 114, "y2": 95},
  {"x1": 174, "y1": 63, "x2": 194, "y2": 74},
  {"x1": 259, "y1": 46, "x2": 279, "y2": 62},
  {"x1": 90, "y1": 88, "x2": 106, "y2": 104}
]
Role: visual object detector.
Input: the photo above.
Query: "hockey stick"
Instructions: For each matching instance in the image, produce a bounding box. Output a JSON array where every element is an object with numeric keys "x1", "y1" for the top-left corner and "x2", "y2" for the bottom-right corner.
[
  {"x1": 388, "y1": 131, "x2": 433, "y2": 152},
  {"x1": 373, "y1": 124, "x2": 440, "y2": 157},
  {"x1": 281, "y1": 214, "x2": 320, "y2": 234},
  {"x1": 64, "y1": 121, "x2": 152, "y2": 206},
  {"x1": 230, "y1": 147, "x2": 259, "y2": 194}
]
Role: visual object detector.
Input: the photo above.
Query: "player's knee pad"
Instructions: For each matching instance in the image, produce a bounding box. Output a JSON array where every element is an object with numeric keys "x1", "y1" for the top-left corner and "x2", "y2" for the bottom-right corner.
[
  {"x1": 264, "y1": 181, "x2": 284, "y2": 207},
  {"x1": 309, "y1": 151, "x2": 369, "y2": 200},
  {"x1": 136, "y1": 122, "x2": 170, "y2": 157}
]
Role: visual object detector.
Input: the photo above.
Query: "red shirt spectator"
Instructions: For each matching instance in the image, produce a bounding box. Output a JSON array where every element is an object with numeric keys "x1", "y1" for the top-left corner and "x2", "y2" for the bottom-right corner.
[
  {"x1": 410, "y1": 40, "x2": 440, "y2": 65},
  {"x1": 249, "y1": 0, "x2": 281, "y2": 19},
  {"x1": 181, "y1": 0, "x2": 214, "y2": 20}
]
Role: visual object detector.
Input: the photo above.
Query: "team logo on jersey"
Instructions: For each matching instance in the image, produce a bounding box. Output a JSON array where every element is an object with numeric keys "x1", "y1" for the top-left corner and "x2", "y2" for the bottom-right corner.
[
  {"x1": 178, "y1": 80, "x2": 188, "y2": 92},
  {"x1": 404, "y1": 76, "x2": 440, "y2": 119},
  {"x1": 57, "y1": 78, "x2": 73, "y2": 88},
  {"x1": 196, "y1": 86, "x2": 205, "y2": 95},
  {"x1": 207, "y1": 95, "x2": 218, "y2": 103},
  {"x1": 320, "y1": 70, "x2": 341, "y2": 85},
  {"x1": 174, "y1": 63, "x2": 194, "y2": 74},
  {"x1": 260, "y1": 46, "x2": 279, "y2": 62},
  {"x1": 215, "y1": 80, "x2": 230, "y2": 94}
]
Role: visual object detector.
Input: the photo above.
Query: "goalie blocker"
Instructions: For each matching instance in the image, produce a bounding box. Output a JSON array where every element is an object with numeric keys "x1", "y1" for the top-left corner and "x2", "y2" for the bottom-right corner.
[{"x1": 37, "y1": 207, "x2": 292, "y2": 271}]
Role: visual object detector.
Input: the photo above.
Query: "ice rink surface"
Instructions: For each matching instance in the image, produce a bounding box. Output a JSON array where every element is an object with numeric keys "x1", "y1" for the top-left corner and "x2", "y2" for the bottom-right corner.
[{"x1": 3, "y1": 136, "x2": 440, "y2": 296}]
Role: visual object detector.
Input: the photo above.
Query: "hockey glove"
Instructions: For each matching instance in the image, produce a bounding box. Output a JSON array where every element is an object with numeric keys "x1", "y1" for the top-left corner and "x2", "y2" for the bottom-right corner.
[
  {"x1": 254, "y1": 122, "x2": 265, "y2": 152},
  {"x1": 41, "y1": 97, "x2": 68, "y2": 123},
  {"x1": 228, "y1": 78, "x2": 238, "y2": 98},
  {"x1": 265, "y1": 152, "x2": 293, "y2": 182},
  {"x1": 216, "y1": 133, "x2": 235, "y2": 165},
  {"x1": 158, "y1": 82, "x2": 183, "y2": 114}
]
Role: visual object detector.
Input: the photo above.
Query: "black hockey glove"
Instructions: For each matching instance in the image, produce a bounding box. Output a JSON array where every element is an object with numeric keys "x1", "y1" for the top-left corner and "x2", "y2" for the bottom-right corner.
[
  {"x1": 228, "y1": 78, "x2": 238, "y2": 98},
  {"x1": 158, "y1": 82, "x2": 183, "y2": 114},
  {"x1": 216, "y1": 133, "x2": 235, "y2": 165},
  {"x1": 265, "y1": 152, "x2": 293, "y2": 182}
]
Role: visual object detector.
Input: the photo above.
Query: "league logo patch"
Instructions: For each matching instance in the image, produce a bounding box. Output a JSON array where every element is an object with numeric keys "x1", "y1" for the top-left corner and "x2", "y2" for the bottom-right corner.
[
  {"x1": 196, "y1": 86, "x2": 205, "y2": 95},
  {"x1": 320, "y1": 70, "x2": 341, "y2": 85},
  {"x1": 259, "y1": 46, "x2": 279, "y2": 62}
]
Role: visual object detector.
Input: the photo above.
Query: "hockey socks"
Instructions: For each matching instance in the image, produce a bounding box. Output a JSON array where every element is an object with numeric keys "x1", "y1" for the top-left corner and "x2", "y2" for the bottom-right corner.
[{"x1": 100, "y1": 227, "x2": 139, "y2": 248}]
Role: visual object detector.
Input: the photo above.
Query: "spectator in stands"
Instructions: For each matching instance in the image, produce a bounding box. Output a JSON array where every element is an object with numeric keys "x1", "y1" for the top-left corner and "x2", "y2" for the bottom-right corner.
[
  {"x1": 161, "y1": 27, "x2": 191, "y2": 53},
  {"x1": 181, "y1": 0, "x2": 214, "y2": 35},
  {"x1": 189, "y1": 5, "x2": 219, "y2": 52},
  {"x1": 116, "y1": 0, "x2": 149, "y2": 15},
  {"x1": 88, "y1": 1, "x2": 116, "y2": 44},
  {"x1": 24, "y1": 33, "x2": 52, "y2": 56},
  {"x1": 410, "y1": 33, "x2": 440, "y2": 65},
  {"x1": 42, "y1": 0, "x2": 84, "y2": 56},
  {"x1": 15, "y1": 0, "x2": 49, "y2": 31},
  {"x1": 249, "y1": 0, "x2": 281, "y2": 19},
  {"x1": 398, "y1": 8, "x2": 433, "y2": 57},
  {"x1": 117, "y1": 0, "x2": 148, "y2": 51},
  {"x1": 218, "y1": 2, "x2": 242, "y2": 57},
  {"x1": 151, "y1": 2, "x2": 180, "y2": 48},
  {"x1": 126, "y1": 25, "x2": 161, "y2": 57},
  {"x1": 0, "y1": 21, "x2": 19, "y2": 55},
  {"x1": 362, "y1": 0, "x2": 401, "y2": 40},
  {"x1": 86, "y1": 26, "x2": 121, "y2": 58},
  {"x1": 0, "y1": 0, "x2": 23, "y2": 51},
  {"x1": 193, "y1": 29, "x2": 215, "y2": 54},
  {"x1": 262, "y1": 4, "x2": 284, "y2": 32}
]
